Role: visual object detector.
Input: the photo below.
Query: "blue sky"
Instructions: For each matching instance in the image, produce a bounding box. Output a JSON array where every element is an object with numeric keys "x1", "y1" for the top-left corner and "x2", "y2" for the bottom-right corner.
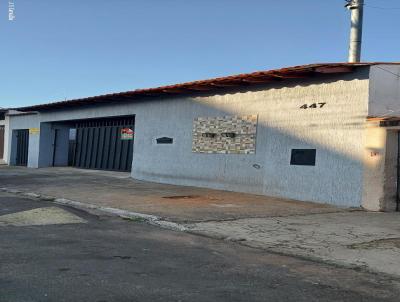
[{"x1": 1, "y1": 0, "x2": 399, "y2": 107}]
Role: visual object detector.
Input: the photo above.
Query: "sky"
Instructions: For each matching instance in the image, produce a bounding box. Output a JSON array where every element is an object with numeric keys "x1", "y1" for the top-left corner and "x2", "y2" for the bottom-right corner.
[{"x1": 1, "y1": 0, "x2": 400, "y2": 108}]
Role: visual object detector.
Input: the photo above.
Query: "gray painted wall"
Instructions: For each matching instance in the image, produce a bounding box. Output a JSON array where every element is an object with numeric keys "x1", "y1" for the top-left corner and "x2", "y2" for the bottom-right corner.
[
  {"x1": 7, "y1": 68, "x2": 371, "y2": 208},
  {"x1": 131, "y1": 72, "x2": 369, "y2": 207},
  {"x1": 7, "y1": 115, "x2": 73, "y2": 168},
  {"x1": 7, "y1": 113, "x2": 40, "y2": 168},
  {"x1": 1, "y1": 111, "x2": 20, "y2": 163},
  {"x1": 369, "y1": 65, "x2": 400, "y2": 117},
  {"x1": 52, "y1": 124, "x2": 71, "y2": 166},
  {"x1": 362, "y1": 65, "x2": 400, "y2": 211}
]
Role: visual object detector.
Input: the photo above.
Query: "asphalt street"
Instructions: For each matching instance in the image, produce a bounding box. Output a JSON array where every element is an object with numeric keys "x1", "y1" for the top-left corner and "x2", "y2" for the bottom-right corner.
[{"x1": 0, "y1": 192, "x2": 399, "y2": 302}]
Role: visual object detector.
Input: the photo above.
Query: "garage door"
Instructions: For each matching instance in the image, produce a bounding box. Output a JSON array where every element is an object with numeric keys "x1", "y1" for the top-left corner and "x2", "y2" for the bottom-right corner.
[{"x1": 73, "y1": 117, "x2": 134, "y2": 172}]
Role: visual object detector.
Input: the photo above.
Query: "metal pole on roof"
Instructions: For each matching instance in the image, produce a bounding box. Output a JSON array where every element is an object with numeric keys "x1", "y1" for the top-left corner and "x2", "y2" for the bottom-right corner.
[{"x1": 346, "y1": 0, "x2": 364, "y2": 62}]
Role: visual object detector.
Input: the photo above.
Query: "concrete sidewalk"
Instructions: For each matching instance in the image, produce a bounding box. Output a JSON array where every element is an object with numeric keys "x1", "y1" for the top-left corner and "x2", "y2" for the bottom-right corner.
[
  {"x1": 1, "y1": 166, "x2": 400, "y2": 277},
  {"x1": 0, "y1": 166, "x2": 340, "y2": 223},
  {"x1": 187, "y1": 212, "x2": 400, "y2": 276}
]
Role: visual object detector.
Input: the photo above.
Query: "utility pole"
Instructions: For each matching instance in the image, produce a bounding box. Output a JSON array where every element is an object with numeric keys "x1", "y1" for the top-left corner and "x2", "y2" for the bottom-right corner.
[{"x1": 346, "y1": 0, "x2": 364, "y2": 62}]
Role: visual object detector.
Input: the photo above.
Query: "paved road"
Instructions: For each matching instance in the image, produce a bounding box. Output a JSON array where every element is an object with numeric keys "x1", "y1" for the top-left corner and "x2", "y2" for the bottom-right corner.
[{"x1": 0, "y1": 192, "x2": 399, "y2": 302}]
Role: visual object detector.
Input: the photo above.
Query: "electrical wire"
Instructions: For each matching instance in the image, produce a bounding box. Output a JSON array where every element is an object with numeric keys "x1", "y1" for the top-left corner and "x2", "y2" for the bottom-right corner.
[
  {"x1": 344, "y1": 0, "x2": 400, "y2": 10},
  {"x1": 365, "y1": 4, "x2": 400, "y2": 10},
  {"x1": 375, "y1": 66, "x2": 400, "y2": 79}
]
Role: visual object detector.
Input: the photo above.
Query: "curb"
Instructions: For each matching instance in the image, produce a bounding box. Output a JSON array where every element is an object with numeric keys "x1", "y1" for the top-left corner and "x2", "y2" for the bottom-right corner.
[
  {"x1": 2, "y1": 186, "x2": 400, "y2": 280},
  {"x1": 184, "y1": 229, "x2": 400, "y2": 281},
  {"x1": 0, "y1": 187, "x2": 187, "y2": 232}
]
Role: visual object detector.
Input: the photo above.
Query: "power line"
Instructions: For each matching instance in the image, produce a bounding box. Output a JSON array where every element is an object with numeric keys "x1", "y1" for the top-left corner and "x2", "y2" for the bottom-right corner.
[
  {"x1": 365, "y1": 4, "x2": 400, "y2": 9},
  {"x1": 375, "y1": 66, "x2": 400, "y2": 79},
  {"x1": 344, "y1": 0, "x2": 400, "y2": 10}
]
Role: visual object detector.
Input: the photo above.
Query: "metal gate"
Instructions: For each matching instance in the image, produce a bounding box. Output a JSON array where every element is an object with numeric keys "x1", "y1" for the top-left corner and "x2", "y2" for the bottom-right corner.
[
  {"x1": 397, "y1": 132, "x2": 400, "y2": 212},
  {"x1": 16, "y1": 129, "x2": 29, "y2": 166},
  {"x1": 0, "y1": 126, "x2": 4, "y2": 159},
  {"x1": 73, "y1": 117, "x2": 134, "y2": 172}
]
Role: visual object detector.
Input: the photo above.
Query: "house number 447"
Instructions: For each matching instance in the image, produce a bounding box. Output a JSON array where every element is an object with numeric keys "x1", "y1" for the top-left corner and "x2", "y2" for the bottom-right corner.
[{"x1": 300, "y1": 103, "x2": 326, "y2": 109}]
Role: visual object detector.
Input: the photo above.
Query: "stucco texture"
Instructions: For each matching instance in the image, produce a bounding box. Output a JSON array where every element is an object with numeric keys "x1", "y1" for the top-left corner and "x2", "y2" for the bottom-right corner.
[
  {"x1": 132, "y1": 75, "x2": 369, "y2": 207},
  {"x1": 7, "y1": 71, "x2": 370, "y2": 208}
]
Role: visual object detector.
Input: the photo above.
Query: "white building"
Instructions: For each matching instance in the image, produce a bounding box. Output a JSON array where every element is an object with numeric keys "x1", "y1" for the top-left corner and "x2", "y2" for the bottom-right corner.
[
  {"x1": 5, "y1": 63, "x2": 400, "y2": 211},
  {"x1": 0, "y1": 109, "x2": 9, "y2": 164}
]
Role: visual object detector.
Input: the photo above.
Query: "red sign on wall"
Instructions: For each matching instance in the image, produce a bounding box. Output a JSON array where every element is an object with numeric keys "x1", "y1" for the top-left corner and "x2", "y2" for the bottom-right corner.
[{"x1": 121, "y1": 128, "x2": 134, "y2": 140}]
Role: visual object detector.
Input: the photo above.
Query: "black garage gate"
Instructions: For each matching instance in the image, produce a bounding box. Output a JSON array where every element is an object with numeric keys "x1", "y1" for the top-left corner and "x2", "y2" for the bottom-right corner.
[
  {"x1": 0, "y1": 126, "x2": 4, "y2": 160},
  {"x1": 15, "y1": 129, "x2": 29, "y2": 166},
  {"x1": 71, "y1": 116, "x2": 135, "y2": 172}
]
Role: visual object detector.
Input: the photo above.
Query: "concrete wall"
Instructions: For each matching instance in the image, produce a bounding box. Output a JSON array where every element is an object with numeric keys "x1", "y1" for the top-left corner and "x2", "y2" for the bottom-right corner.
[
  {"x1": 7, "y1": 114, "x2": 73, "y2": 168},
  {"x1": 362, "y1": 122, "x2": 400, "y2": 212},
  {"x1": 369, "y1": 65, "x2": 400, "y2": 117},
  {"x1": 0, "y1": 115, "x2": 10, "y2": 163},
  {"x1": 133, "y1": 72, "x2": 369, "y2": 207},
  {"x1": 361, "y1": 122, "x2": 387, "y2": 211},
  {"x1": 7, "y1": 113, "x2": 40, "y2": 168},
  {"x1": 383, "y1": 130, "x2": 398, "y2": 211},
  {"x1": 362, "y1": 65, "x2": 400, "y2": 211},
  {"x1": 12, "y1": 68, "x2": 369, "y2": 208}
]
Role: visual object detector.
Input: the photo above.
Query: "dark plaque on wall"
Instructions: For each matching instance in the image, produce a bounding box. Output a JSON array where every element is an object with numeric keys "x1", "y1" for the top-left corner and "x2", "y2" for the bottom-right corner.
[
  {"x1": 156, "y1": 137, "x2": 173, "y2": 144},
  {"x1": 290, "y1": 149, "x2": 316, "y2": 166}
]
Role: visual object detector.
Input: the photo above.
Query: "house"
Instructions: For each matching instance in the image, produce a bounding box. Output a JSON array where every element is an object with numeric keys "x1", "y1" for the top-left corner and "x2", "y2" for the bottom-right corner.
[
  {"x1": 0, "y1": 108, "x2": 10, "y2": 164},
  {"x1": 5, "y1": 63, "x2": 400, "y2": 211}
]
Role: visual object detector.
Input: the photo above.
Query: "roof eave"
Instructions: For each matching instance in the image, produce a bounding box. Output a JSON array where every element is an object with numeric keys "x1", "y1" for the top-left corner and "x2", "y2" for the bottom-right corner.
[{"x1": 15, "y1": 62, "x2": 397, "y2": 112}]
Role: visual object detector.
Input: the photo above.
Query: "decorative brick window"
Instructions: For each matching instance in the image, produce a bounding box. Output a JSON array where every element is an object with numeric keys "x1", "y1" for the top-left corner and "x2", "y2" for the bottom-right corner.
[{"x1": 192, "y1": 115, "x2": 257, "y2": 154}]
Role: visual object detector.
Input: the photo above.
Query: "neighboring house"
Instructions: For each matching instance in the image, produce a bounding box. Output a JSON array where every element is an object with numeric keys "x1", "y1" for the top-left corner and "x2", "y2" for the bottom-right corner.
[
  {"x1": 0, "y1": 109, "x2": 21, "y2": 164},
  {"x1": 6, "y1": 63, "x2": 400, "y2": 211},
  {"x1": 0, "y1": 108, "x2": 9, "y2": 164}
]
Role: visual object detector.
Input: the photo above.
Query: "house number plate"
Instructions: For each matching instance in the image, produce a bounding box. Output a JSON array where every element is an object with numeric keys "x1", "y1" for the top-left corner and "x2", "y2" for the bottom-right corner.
[{"x1": 300, "y1": 103, "x2": 326, "y2": 109}]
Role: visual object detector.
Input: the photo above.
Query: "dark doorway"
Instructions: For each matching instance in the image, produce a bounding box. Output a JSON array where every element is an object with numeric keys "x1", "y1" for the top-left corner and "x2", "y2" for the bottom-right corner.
[
  {"x1": 397, "y1": 132, "x2": 400, "y2": 212},
  {"x1": 16, "y1": 129, "x2": 29, "y2": 166},
  {"x1": 0, "y1": 126, "x2": 4, "y2": 159},
  {"x1": 51, "y1": 127, "x2": 70, "y2": 167},
  {"x1": 68, "y1": 129, "x2": 77, "y2": 166},
  {"x1": 52, "y1": 129, "x2": 59, "y2": 166},
  {"x1": 71, "y1": 116, "x2": 135, "y2": 172}
]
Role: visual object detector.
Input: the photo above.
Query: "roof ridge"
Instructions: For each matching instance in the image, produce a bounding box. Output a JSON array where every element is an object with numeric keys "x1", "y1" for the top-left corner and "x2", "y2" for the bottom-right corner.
[{"x1": 14, "y1": 62, "x2": 400, "y2": 112}]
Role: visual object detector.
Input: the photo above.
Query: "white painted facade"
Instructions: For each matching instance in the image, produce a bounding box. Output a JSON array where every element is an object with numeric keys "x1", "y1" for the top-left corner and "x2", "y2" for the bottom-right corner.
[
  {"x1": 0, "y1": 111, "x2": 11, "y2": 164},
  {"x1": 6, "y1": 64, "x2": 400, "y2": 211}
]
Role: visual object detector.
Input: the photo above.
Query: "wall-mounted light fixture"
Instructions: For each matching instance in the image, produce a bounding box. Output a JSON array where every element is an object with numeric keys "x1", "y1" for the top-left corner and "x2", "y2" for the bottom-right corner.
[
  {"x1": 202, "y1": 133, "x2": 216, "y2": 138},
  {"x1": 156, "y1": 137, "x2": 173, "y2": 144},
  {"x1": 221, "y1": 132, "x2": 236, "y2": 138}
]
